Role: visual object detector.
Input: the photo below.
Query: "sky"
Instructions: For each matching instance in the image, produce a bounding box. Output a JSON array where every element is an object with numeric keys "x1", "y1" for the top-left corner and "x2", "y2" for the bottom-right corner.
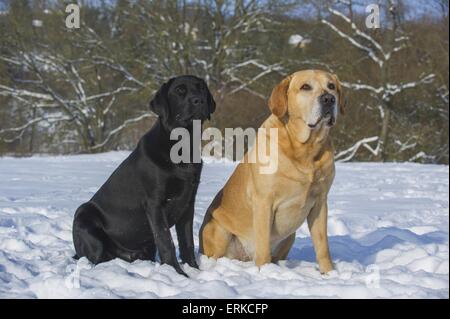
[{"x1": 0, "y1": 0, "x2": 446, "y2": 20}]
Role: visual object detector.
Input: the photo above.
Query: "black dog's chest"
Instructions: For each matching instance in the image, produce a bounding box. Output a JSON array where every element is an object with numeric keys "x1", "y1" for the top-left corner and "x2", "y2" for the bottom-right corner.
[
  {"x1": 166, "y1": 164, "x2": 201, "y2": 196},
  {"x1": 163, "y1": 171, "x2": 200, "y2": 224},
  {"x1": 165, "y1": 177, "x2": 192, "y2": 199}
]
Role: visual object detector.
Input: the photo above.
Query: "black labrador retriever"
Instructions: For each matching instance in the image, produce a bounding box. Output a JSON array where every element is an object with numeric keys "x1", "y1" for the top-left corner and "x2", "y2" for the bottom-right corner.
[{"x1": 72, "y1": 75, "x2": 215, "y2": 277}]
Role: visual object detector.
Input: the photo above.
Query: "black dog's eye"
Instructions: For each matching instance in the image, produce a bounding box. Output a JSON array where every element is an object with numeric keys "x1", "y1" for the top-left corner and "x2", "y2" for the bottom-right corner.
[
  {"x1": 328, "y1": 83, "x2": 336, "y2": 90},
  {"x1": 301, "y1": 84, "x2": 312, "y2": 91},
  {"x1": 175, "y1": 85, "x2": 187, "y2": 95},
  {"x1": 196, "y1": 83, "x2": 205, "y2": 91}
]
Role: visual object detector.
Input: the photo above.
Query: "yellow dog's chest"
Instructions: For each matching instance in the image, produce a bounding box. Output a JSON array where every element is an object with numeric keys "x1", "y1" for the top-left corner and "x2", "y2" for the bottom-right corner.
[
  {"x1": 271, "y1": 172, "x2": 331, "y2": 242},
  {"x1": 272, "y1": 188, "x2": 314, "y2": 238}
]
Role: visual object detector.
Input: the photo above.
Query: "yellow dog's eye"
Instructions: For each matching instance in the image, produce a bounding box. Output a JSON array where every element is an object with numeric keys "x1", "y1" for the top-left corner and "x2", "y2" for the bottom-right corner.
[
  {"x1": 328, "y1": 83, "x2": 336, "y2": 90},
  {"x1": 301, "y1": 84, "x2": 312, "y2": 90}
]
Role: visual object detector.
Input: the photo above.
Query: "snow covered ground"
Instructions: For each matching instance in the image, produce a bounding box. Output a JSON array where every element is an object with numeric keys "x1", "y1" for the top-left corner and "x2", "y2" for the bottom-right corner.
[{"x1": 0, "y1": 152, "x2": 448, "y2": 298}]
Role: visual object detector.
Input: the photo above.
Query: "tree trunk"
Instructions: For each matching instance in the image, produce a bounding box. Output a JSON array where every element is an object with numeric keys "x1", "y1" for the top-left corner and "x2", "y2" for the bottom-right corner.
[
  {"x1": 28, "y1": 107, "x2": 37, "y2": 154},
  {"x1": 377, "y1": 104, "x2": 391, "y2": 162}
]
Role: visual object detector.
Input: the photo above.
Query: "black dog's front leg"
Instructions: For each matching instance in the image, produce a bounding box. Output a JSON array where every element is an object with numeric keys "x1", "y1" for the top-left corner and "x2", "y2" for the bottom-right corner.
[
  {"x1": 176, "y1": 203, "x2": 199, "y2": 269},
  {"x1": 145, "y1": 204, "x2": 188, "y2": 277}
]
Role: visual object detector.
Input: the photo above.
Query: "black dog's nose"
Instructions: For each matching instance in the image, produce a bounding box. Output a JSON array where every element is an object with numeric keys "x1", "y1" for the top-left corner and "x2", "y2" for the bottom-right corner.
[{"x1": 190, "y1": 96, "x2": 204, "y2": 106}]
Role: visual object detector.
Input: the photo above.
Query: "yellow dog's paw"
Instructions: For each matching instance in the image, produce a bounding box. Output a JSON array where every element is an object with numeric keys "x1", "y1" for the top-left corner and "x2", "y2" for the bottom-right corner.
[{"x1": 318, "y1": 259, "x2": 334, "y2": 274}]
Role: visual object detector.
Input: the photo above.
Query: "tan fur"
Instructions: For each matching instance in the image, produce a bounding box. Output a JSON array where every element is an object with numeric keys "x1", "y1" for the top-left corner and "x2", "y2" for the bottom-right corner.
[{"x1": 200, "y1": 70, "x2": 343, "y2": 273}]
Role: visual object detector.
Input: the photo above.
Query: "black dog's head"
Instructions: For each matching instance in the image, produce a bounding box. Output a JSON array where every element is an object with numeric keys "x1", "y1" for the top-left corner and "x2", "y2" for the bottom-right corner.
[{"x1": 149, "y1": 75, "x2": 216, "y2": 129}]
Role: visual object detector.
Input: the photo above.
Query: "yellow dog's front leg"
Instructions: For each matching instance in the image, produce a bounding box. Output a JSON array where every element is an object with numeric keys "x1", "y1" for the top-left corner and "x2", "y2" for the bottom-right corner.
[
  {"x1": 253, "y1": 201, "x2": 274, "y2": 267},
  {"x1": 307, "y1": 198, "x2": 333, "y2": 274}
]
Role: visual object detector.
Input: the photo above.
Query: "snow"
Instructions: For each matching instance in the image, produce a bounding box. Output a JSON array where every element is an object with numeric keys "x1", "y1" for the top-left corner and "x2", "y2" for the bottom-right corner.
[
  {"x1": 288, "y1": 34, "x2": 311, "y2": 48},
  {"x1": 0, "y1": 152, "x2": 448, "y2": 298},
  {"x1": 288, "y1": 34, "x2": 304, "y2": 46}
]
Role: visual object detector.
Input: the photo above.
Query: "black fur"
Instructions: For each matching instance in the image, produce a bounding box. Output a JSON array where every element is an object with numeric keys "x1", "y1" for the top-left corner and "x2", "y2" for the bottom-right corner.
[{"x1": 72, "y1": 75, "x2": 216, "y2": 277}]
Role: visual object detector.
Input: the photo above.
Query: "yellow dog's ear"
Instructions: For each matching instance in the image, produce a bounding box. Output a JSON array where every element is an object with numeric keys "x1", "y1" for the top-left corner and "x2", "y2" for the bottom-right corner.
[
  {"x1": 268, "y1": 76, "x2": 291, "y2": 118},
  {"x1": 334, "y1": 74, "x2": 345, "y2": 115}
]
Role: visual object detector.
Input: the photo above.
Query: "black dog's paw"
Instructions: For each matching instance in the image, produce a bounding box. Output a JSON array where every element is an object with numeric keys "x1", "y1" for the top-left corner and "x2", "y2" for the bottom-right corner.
[
  {"x1": 180, "y1": 252, "x2": 199, "y2": 269},
  {"x1": 174, "y1": 265, "x2": 189, "y2": 278},
  {"x1": 186, "y1": 259, "x2": 199, "y2": 269}
]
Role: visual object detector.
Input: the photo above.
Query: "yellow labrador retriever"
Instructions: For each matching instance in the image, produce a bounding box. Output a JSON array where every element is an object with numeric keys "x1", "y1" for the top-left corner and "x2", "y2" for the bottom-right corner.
[{"x1": 199, "y1": 70, "x2": 344, "y2": 273}]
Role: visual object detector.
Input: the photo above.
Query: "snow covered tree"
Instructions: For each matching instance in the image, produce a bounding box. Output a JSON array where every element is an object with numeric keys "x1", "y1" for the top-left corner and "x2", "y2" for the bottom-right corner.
[
  {"x1": 322, "y1": 0, "x2": 436, "y2": 162},
  {"x1": 0, "y1": 2, "x2": 150, "y2": 153},
  {"x1": 0, "y1": 0, "x2": 447, "y2": 161}
]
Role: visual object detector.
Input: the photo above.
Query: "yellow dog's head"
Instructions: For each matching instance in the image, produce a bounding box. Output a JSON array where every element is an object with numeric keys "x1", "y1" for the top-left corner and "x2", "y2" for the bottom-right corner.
[{"x1": 269, "y1": 70, "x2": 344, "y2": 129}]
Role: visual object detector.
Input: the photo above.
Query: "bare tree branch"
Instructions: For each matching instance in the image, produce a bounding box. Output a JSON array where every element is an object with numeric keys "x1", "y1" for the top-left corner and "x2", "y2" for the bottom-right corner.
[
  {"x1": 335, "y1": 136, "x2": 380, "y2": 162},
  {"x1": 90, "y1": 113, "x2": 156, "y2": 150}
]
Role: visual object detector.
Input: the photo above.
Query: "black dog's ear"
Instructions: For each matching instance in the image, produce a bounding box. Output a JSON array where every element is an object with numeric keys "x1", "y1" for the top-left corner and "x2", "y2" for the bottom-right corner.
[
  {"x1": 149, "y1": 79, "x2": 174, "y2": 119},
  {"x1": 206, "y1": 89, "x2": 216, "y2": 120}
]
